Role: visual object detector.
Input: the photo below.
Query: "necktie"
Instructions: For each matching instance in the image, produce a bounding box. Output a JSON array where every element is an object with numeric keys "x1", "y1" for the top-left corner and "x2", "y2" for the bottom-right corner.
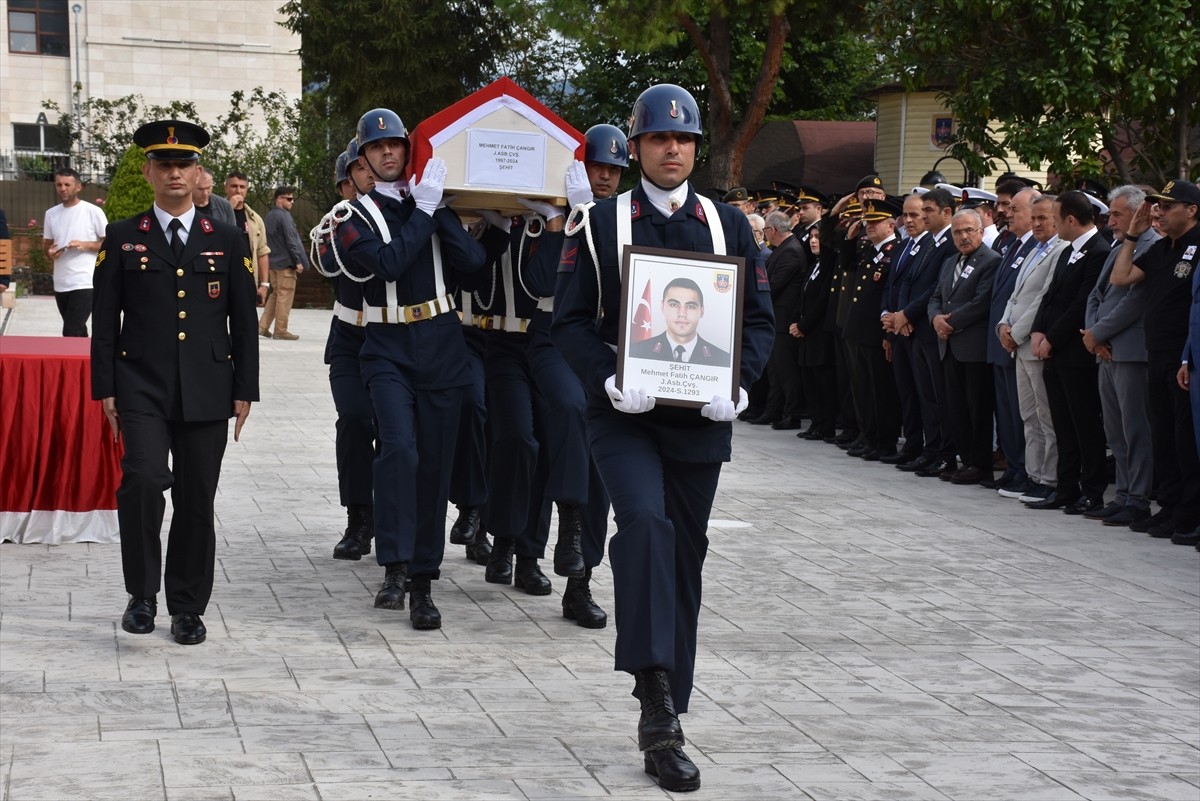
[
  {"x1": 953, "y1": 256, "x2": 965, "y2": 286},
  {"x1": 674, "y1": 344, "x2": 685, "y2": 362},
  {"x1": 169, "y1": 219, "x2": 184, "y2": 260}
]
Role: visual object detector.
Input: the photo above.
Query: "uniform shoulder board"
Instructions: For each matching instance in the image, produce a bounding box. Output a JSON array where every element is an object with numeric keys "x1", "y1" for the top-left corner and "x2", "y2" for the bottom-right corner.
[{"x1": 244, "y1": 256, "x2": 253, "y2": 274}]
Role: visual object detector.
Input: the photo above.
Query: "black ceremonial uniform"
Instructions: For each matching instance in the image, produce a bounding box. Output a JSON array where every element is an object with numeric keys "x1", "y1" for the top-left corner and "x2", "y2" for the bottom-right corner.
[
  {"x1": 842, "y1": 235, "x2": 900, "y2": 452},
  {"x1": 792, "y1": 236, "x2": 836, "y2": 436},
  {"x1": 91, "y1": 209, "x2": 258, "y2": 614},
  {"x1": 551, "y1": 183, "x2": 773, "y2": 713}
]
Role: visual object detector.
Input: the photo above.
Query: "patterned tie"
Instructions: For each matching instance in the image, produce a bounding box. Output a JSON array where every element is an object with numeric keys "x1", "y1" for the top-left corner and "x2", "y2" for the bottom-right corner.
[
  {"x1": 953, "y1": 256, "x2": 966, "y2": 286},
  {"x1": 674, "y1": 344, "x2": 685, "y2": 362},
  {"x1": 168, "y1": 219, "x2": 184, "y2": 260}
]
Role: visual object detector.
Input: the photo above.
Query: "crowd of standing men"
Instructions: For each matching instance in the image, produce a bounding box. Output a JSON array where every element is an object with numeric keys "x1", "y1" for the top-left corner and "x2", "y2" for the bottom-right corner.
[{"x1": 746, "y1": 171, "x2": 1200, "y2": 549}]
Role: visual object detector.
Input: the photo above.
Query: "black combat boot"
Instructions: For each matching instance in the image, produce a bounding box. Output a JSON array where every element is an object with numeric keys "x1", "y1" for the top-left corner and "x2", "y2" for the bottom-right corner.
[
  {"x1": 632, "y1": 668, "x2": 684, "y2": 751},
  {"x1": 449, "y1": 505, "x2": 480, "y2": 545},
  {"x1": 644, "y1": 747, "x2": 701, "y2": 792},
  {"x1": 464, "y1": 523, "x2": 492, "y2": 565},
  {"x1": 485, "y1": 537, "x2": 514, "y2": 584},
  {"x1": 373, "y1": 561, "x2": 408, "y2": 609},
  {"x1": 562, "y1": 567, "x2": 606, "y2": 628},
  {"x1": 552, "y1": 502, "x2": 586, "y2": 577},
  {"x1": 514, "y1": 556, "x2": 552, "y2": 595},
  {"x1": 407, "y1": 576, "x2": 442, "y2": 630},
  {"x1": 332, "y1": 504, "x2": 373, "y2": 560}
]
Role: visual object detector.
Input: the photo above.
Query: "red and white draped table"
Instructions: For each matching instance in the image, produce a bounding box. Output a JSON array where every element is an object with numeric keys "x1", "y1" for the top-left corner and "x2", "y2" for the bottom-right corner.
[{"x1": 0, "y1": 336, "x2": 122, "y2": 543}]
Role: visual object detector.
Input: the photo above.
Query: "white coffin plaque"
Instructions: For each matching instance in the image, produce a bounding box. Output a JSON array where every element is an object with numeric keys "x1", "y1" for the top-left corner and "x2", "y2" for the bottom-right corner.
[{"x1": 465, "y1": 128, "x2": 547, "y2": 191}]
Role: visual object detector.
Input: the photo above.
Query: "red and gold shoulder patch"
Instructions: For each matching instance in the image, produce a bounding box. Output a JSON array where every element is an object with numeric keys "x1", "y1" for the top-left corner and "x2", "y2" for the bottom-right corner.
[
  {"x1": 199, "y1": 217, "x2": 214, "y2": 234},
  {"x1": 338, "y1": 223, "x2": 361, "y2": 250},
  {"x1": 138, "y1": 216, "x2": 152, "y2": 233},
  {"x1": 558, "y1": 242, "x2": 578, "y2": 274}
]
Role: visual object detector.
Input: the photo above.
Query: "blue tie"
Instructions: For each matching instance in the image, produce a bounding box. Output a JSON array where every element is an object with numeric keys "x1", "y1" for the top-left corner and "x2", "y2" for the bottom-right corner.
[{"x1": 893, "y1": 238, "x2": 915, "y2": 276}]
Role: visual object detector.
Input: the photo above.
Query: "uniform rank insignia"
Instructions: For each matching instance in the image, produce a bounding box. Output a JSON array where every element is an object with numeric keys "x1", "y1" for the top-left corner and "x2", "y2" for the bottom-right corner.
[
  {"x1": 208, "y1": 281, "x2": 221, "y2": 299},
  {"x1": 1176, "y1": 261, "x2": 1194, "y2": 278},
  {"x1": 244, "y1": 256, "x2": 253, "y2": 274},
  {"x1": 755, "y1": 264, "x2": 769, "y2": 291},
  {"x1": 138, "y1": 216, "x2": 152, "y2": 233},
  {"x1": 695, "y1": 202, "x2": 706, "y2": 222},
  {"x1": 199, "y1": 217, "x2": 214, "y2": 234},
  {"x1": 558, "y1": 242, "x2": 578, "y2": 273},
  {"x1": 96, "y1": 249, "x2": 106, "y2": 266},
  {"x1": 630, "y1": 200, "x2": 643, "y2": 220}
]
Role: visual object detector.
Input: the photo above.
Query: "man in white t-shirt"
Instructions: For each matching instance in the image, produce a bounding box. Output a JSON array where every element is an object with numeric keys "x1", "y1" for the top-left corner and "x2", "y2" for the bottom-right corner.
[{"x1": 43, "y1": 168, "x2": 107, "y2": 336}]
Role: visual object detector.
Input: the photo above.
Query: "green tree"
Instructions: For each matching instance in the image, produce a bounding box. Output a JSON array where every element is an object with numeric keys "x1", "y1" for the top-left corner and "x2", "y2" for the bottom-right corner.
[
  {"x1": 868, "y1": 0, "x2": 1200, "y2": 185},
  {"x1": 103, "y1": 145, "x2": 155, "y2": 222}
]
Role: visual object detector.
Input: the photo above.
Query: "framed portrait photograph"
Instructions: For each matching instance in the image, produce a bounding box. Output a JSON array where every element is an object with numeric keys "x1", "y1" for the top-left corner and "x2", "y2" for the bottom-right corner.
[{"x1": 616, "y1": 245, "x2": 745, "y2": 409}]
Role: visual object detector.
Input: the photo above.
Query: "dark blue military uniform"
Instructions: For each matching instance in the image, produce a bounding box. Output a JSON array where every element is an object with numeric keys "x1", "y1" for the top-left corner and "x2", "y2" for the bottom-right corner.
[
  {"x1": 337, "y1": 192, "x2": 486, "y2": 578},
  {"x1": 91, "y1": 208, "x2": 258, "y2": 614},
  {"x1": 551, "y1": 184, "x2": 773, "y2": 712}
]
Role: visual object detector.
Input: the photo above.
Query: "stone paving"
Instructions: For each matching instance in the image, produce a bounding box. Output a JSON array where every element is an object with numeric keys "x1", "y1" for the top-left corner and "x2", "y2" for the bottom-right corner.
[{"x1": 1, "y1": 295, "x2": 1198, "y2": 801}]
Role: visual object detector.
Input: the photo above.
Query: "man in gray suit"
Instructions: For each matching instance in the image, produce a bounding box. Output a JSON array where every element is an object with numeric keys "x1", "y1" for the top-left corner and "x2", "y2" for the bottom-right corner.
[
  {"x1": 928, "y1": 208, "x2": 1002, "y2": 484},
  {"x1": 1082, "y1": 186, "x2": 1159, "y2": 527}
]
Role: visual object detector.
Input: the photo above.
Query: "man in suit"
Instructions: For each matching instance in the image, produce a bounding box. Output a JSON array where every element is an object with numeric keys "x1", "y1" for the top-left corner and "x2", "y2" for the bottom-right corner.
[
  {"x1": 998, "y1": 194, "x2": 1065, "y2": 504},
  {"x1": 761, "y1": 211, "x2": 808, "y2": 429},
  {"x1": 92, "y1": 120, "x2": 259, "y2": 646},
  {"x1": 928, "y1": 208, "x2": 1002, "y2": 484},
  {"x1": 987, "y1": 188, "x2": 1039, "y2": 497},
  {"x1": 1026, "y1": 190, "x2": 1112, "y2": 513},
  {"x1": 1081, "y1": 185, "x2": 1158, "y2": 527},
  {"x1": 629, "y1": 277, "x2": 732, "y2": 367}
]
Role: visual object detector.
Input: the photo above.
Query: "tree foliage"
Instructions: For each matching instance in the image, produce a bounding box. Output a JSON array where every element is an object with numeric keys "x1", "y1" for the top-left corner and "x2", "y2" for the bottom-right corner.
[
  {"x1": 868, "y1": 0, "x2": 1200, "y2": 185},
  {"x1": 103, "y1": 145, "x2": 155, "y2": 222}
]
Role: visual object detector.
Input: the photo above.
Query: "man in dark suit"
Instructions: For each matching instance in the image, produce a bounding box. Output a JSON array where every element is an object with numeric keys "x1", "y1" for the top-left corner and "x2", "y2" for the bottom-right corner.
[
  {"x1": 760, "y1": 210, "x2": 808, "y2": 428},
  {"x1": 1026, "y1": 190, "x2": 1112, "y2": 513},
  {"x1": 928, "y1": 208, "x2": 1002, "y2": 484},
  {"x1": 92, "y1": 120, "x2": 259, "y2": 646},
  {"x1": 628, "y1": 277, "x2": 732, "y2": 367}
]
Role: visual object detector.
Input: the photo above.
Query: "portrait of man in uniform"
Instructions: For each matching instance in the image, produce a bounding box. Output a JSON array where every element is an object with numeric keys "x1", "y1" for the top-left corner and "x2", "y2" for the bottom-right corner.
[{"x1": 629, "y1": 277, "x2": 731, "y2": 366}]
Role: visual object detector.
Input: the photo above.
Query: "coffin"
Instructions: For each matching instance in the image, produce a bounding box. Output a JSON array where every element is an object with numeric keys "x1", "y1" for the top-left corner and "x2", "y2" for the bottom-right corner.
[{"x1": 410, "y1": 77, "x2": 584, "y2": 217}]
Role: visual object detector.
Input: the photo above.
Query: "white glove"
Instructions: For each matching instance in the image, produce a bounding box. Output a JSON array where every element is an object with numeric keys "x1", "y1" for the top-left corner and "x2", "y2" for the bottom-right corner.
[
  {"x1": 410, "y1": 158, "x2": 447, "y2": 216},
  {"x1": 700, "y1": 387, "x2": 749, "y2": 422},
  {"x1": 566, "y1": 160, "x2": 593, "y2": 208},
  {"x1": 518, "y1": 198, "x2": 564, "y2": 221},
  {"x1": 478, "y1": 209, "x2": 511, "y2": 232},
  {"x1": 604, "y1": 374, "x2": 656, "y2": 414}
]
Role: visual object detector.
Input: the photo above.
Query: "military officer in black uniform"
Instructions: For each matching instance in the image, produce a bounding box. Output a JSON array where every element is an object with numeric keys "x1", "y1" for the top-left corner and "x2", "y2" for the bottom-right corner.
[
  {"x1": 92, "y1": 120, "x2": 259, "y2": 646},
  {"x1": 552, "y1": 84, "x2": 773, "y2": 793}
]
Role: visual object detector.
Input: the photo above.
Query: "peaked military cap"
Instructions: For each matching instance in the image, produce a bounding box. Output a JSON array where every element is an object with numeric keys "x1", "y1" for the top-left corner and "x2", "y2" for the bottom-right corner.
[
  {"x1": 860, "y1": 196, "x2": 903, "y2": 221},
  {"x1": 1148, "y1": 179, "x2": 1200, "y2": 205},
  {"x1": 857, "y1": 174, "x2": 885, "y2": 192},
  {"x1": 133, "y1": 119, "x2": 209, "y2": 160},
  {"x1": 723, "y1": 187, "x2": 750, "y2": 203}
]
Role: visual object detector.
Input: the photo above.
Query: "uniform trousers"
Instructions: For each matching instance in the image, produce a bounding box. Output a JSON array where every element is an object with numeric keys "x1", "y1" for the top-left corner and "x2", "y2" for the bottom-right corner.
[
  {"x1": 1098, "y1": 360, "x2": 1151, "y2": 508},
  {"x1": 799, "y1": 361, "x2": 837, "y2": 435},
  {"x1": 942, "y1": 351, "x2": 994, "y2": 470},
  {"x1": 367, "y1": 372, "x2": 461, "y2": 578},
  {"x1": 846, "y1": 340, "x2": 899, "y2": 449},
  {"x1": 449, "y1": 328, "x2": 488, "y2": 509},
  {"x1": 485, "y1": 332, "x2": 551, "y2": 557},
  {"x1": 911, "y1": 339, "x2": 955, "y2": 462},
  {"x1": 527, "y1": 318, "x2": 611, "y2": 567},
  {"x1": 588, "y1": 404, "x2": 722, "y2": 714},
  {"x1": 258, "y1": 267, "x2": 298, "y2": 334},
  {"x1": 117, "y1": 410, "x2": 227, "y2": 615},
  {"x1": 891, "y1": 336, "x2": 924, "y2": 455},
  {"x1": 55, "y1": 288, "x2": 92, "y2": 337},
  {"x1": 326, "y1": 320, "x2": 374, "y2": 507},
  {"x1": 1014, "y1": 356, "x2": 1058, "y2": 487},
  {"x1": 764, "y1": 332, "x2": 804, "y2": 421},
  {"x1": 1043, "y1": 360, "x2": 1106, "y2": 499},
  {"x1": 992, "y1": 363, "x2": 1027, "y2": 483},
  {"x1": 1147, "y1": 351, "x2": 1200, "y2": 529},
  {"x1": 832, "y1": 336, "x2": 858, "y2": 436}
]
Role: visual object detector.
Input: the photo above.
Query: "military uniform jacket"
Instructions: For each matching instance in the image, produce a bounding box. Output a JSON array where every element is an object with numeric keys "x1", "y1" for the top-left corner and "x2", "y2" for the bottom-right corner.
[
  {"x1": 1032, "y1": 230, "x2": 1112, "y2": 368},
  {"x1": 551, "y1": 183, "x2": 774, "y2": 462},
  {"x1": 842, "y1": 236, "x2": 897, "y2": 346},
  {"x1": 463, "y1": 219, "x2": 543, "y2": 325},
  {"x1": 927, "y1": 245, "x2": 1001, "y2": 362},
  {"x1": 765, "y1": 234, "x2": 808, "y2": 334},
  {"x1": 91, "y1": 210, "x2": 259, "y2": 420},
  {"x1": 899, "y1": 226, "x2": 954, "y2": 345},
  {"x1": 338, "y1": 191, "x2": 487, "y2": 389}
]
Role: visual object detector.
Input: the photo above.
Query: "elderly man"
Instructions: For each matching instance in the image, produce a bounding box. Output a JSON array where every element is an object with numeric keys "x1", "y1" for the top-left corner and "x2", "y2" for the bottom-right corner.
[
  {"x1": 761, "y1": 210, "x2": 808, "y2": 429},
  {"x1": 928, "y1": 208, "x2": 1002, "y2": 484}
]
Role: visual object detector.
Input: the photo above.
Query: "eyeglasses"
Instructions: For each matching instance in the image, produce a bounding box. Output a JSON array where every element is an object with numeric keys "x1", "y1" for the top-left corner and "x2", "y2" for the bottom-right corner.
[
  {"x1": 279, "y1": 196, "x2": 295, "y2": 202},
  {"x1": 952, "y1": 227, "x2": 979, "y2": 236}
]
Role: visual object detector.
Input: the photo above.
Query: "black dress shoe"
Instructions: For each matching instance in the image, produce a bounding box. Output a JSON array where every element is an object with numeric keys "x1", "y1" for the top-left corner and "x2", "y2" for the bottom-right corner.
[
  {"x1": 553, "y1": 503, "x2": 586, "y2": 578},
  {"x1": 737, "y1": 407, "x2": 763, "y2": 422},
  {"x1": 514, "y1": 557, "x2": 552, "y2": 595},
  {"x1": 407, "y1": 577, "x2": 442, "y2": 630},
  {"x1": 1083, "y1": 500, "x2": 1124, "y2": 520},
  {"x1": 748, "y1": 414, "x2": 778, "y2": 425},
  {"x1": 897, "y1": 455, "x2": 933, "y2": 472},
  {"x1": 879, "y1": 450, "x2": 918, "y2": 465},
  {"x1": 448, "y1": 505, "x2": 480, "y2": 545},
  {"x1": 486, "y1": 537, "x2": 514, "y2": 584},
  {"x1": 170, "y1": 613, "x2": 206, "y2": 645},
  {"x1": 374, "y1": 561, "x2": 409, "y2": 609},
  {"x1": 1130, "y1": 507, "x2": 1173, "y2": 533},
  {"x1": 915, "y1": 459, "x2": 953, "y2": 478},
  {"x1": 644, "y1": 747, "x2": 701, "y2": 792},
  {"x1": 121, "y1": 597, "x2": 156, "y2": 634},
  {"x1": 950, "y1": 466, "x2": 989, "y2": 485},
  {"x1": 1025, "y1": 492, "x2": 1075, "y2": 510},
  {"x1": 1102, "y1": 506, "x2": 1150, "y2": 527},
  {"x1": 562, "y1": 568, "x2": 607, "y2": 628},
  {"x1": 1063, "y1": 495, "x2": 1104, "y2": 515},
  {"x1": 1172, "y1": 528, "x2": 1200, "y2": 546},
  {"x1": 846, "y1": 444, "x2": 868, "y2": 457},
  {"x1": 333, "y1": 504, "x2": 373, "y2": 560},
  {"x1": 633, "y1": 668, "x2": 684, "y2": 751},
  {"x1": 771, "y1": 417, "x2": 803, "y2": 430}
]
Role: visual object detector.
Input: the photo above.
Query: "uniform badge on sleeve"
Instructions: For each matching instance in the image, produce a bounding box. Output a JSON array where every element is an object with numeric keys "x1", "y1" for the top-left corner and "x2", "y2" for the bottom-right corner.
[
  {"x1": 558, "y1": 242, "x2": 578, "y2": 274},
  {"x1": 208, "y1": 281, "x2": 221, "y2": 299},
  {"x1": 338, "y1": 223, "x2": 361, "y2": 250},
  {"x1": 96, "y1": 249, "x2": 106, "y2": 266},
  {"x1": 244, "y1": 256, "x2": 254, "y2": 274},
  {"x1": 755, "y1": 264, "x2": 769, "y2": 291}
]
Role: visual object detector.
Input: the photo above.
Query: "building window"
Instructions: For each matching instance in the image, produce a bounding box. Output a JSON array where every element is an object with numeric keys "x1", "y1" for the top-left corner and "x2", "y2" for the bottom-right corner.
[
  {"x1": 8, "y1": 0, "x2": 70, "y2": 57},
  {"x1": 13, "y1": 122, "x2": 68, "y2": 153}
]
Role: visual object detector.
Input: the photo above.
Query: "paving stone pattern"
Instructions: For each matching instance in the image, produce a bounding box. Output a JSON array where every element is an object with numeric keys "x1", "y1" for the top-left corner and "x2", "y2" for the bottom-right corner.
[{"x1": 2, "y1": 297, "x2": 1198, "y2": 800}]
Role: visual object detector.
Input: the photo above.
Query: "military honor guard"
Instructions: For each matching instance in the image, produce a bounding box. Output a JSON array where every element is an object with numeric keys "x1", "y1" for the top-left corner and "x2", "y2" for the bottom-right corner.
[
  {"x1": 92, "y1": 120, "x2": 259, "y2": 645},
  {"x1": 551, "y1": 84, "x2": 773, "y2": 792}
]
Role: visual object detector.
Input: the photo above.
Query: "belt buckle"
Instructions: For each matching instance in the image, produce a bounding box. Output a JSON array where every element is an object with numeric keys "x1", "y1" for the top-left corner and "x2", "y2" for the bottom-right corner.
[{"x1": 405, "y1": 303, "x2": 427, "y2": 324}]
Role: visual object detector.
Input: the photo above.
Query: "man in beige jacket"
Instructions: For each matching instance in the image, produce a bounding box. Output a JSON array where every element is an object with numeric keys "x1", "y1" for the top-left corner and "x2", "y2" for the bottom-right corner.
[{"x1": 224, "y1": 171, "x2": 271, "y2": 307}]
